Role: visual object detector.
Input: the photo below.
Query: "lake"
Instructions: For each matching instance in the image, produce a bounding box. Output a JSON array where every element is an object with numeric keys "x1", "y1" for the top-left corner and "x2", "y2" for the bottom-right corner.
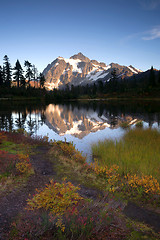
[{"x1": 0, "y1": 100, "x2": 160, "y2": 160}]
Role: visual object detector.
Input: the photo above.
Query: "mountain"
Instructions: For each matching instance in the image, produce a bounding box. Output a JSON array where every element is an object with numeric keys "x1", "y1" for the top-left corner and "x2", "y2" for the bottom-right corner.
[
  {"x1": 43, "y1": 52, "x2": 142, "y2": 90},
  {"x1": 125, "y1": 68, "x2": 160, "y2": 82}
]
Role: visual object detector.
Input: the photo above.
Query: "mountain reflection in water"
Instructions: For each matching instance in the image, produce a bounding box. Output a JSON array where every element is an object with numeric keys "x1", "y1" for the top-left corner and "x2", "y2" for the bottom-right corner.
[
  {"x1": 0, "y1": 101, "x2": 160, "y2": 159},
  {"x1": 45, "y1": 104, "x2": 112, "y2": 139}
]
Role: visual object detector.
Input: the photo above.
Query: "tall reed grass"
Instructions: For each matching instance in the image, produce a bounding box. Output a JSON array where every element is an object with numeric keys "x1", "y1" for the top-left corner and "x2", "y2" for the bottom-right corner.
[{"x1": 92, "y1": 128, "x2": 160, "y2": 182}]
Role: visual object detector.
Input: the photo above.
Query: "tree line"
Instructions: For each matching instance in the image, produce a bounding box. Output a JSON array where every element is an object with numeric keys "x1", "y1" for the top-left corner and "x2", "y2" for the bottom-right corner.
[
  {"x1": 46, "y1": 66, "x2": 160, "y2": 101},
  {"x1": 0, "y1": 55, "x2": 160, "y2": 100},
  {"x1": 0, "y1": 55, "x2": 45, "y2": 88},
  {"x1": 0, "y1": 102, "x2": 46, "y2": 134}
]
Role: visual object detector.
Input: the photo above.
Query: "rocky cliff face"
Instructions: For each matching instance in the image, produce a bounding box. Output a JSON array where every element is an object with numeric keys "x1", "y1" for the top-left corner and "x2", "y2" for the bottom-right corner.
[{"x1": 43, "y1": 52, "x2": 142, "y2": 90}]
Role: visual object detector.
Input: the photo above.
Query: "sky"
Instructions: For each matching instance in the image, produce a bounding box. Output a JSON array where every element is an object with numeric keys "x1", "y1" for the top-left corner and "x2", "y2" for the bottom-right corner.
[{"x1": 0, "y1": 0, "x2": 160, "y2": 73}]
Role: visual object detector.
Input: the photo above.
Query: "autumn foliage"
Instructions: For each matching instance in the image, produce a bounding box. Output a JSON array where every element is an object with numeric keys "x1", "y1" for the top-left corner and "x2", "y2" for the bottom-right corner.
[
  {"x1": 27, "y1": 179, "x2": 83, "y2": 231},
  {"x1": 51, "y1": 140, "x2": 160, "y2": 204},
  {"x1": 0, "y1": 131, "x2": 32, "y2": 177}
]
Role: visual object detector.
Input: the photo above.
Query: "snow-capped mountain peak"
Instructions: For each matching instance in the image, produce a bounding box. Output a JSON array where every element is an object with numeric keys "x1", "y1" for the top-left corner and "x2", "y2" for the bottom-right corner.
[{"x1": 43, "y1": 53, "x2": 143, "y2": 90}]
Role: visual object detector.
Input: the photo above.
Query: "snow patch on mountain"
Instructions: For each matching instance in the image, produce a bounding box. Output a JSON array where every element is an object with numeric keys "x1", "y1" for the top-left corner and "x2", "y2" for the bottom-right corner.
[
  {"x1": 128, "y1": 66, "x2": 138, "y2": 74},
  {"x1": 86, "y1": 67, "x2": 109, "y2": 82},
  {"x1": 134, "y1": 67, "x2": 143, "y2": 73},
  {"x1": 91, "y1": 71, "x2": 104, "y2": 81},
  {"x1": 86, "y1": 68, "x2": 100, "y2": 79},
  {"x1": 43, "y1": 53, "x2": 143, "y2": 90},
  {"x1": 58, "y1": 57, "x2": 82, "y2": 73},
  {"x1": 118, "y1": 73, "x2": 125, "y2": 78},
  {"x1": 103, "y1": 65, "x2": 111, "y2": 71},
  {"x1": 98, "y1": 72, "x2": 109, "y2": 79}
]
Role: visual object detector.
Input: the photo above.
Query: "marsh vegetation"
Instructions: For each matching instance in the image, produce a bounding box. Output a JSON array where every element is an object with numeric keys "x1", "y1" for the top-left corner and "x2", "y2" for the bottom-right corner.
[{"x1": 92, "y1": 128, "x2": 160, "y2": 182}]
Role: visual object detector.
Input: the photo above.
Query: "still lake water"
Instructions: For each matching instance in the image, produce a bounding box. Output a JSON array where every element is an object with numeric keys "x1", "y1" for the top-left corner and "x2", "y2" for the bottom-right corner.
[{"x1": 0, "y1": 100, "x2": 160, "y2": 160}]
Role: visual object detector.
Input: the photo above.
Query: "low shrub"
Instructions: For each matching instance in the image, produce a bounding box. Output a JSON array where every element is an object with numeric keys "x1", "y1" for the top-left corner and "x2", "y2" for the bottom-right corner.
[
  {"x1": 0, "y1": 150, "x2": 32, "y2": 178},
  {"x1": 16, "y1": 154, "x2": 31, "y2": 174},
  {"x1": 123, "y1": 173, "x2": 160, "y2": 198},
  {"x1": 11, "y1": 197, "x2": 129, "y2": 240},
  {"x1": 27, "y1": 179, "x2": 83, "y2": 230},
  {"x1": 53, "y1": 141, "x2": 86, "y2": 163}
]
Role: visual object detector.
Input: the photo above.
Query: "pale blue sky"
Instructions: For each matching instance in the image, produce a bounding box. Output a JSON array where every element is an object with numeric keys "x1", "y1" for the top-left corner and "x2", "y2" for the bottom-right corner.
[{"x1": 0, "y1": 0, "x2": 160, "y2": 72}]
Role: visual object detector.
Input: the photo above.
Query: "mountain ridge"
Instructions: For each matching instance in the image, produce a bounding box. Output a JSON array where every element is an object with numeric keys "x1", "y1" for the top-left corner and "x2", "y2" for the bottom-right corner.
[{"x1": 43, "y1": 53, "x2": 143, "y2": 90}]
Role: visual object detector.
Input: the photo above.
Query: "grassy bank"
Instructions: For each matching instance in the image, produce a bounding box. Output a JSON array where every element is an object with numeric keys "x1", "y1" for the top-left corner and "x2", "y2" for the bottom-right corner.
[
  {"x1": 90, "y1": 128, "x2": 160, "y2": 207},
  {"x1": 0, "y1": 131, "x2": 35, "y2": 192},
  {"x1": 92, "y1": 128, "x2": 160, "y2": 182},
  {"x1": 50, "y1": 135, "x2": 160, "y2": 205},
  {"x1": 1, "y1": 130, "x2": 160, "y2": 239}
]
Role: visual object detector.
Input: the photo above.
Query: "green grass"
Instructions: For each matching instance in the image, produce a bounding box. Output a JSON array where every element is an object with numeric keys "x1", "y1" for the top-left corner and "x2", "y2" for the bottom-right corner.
[
  {"x1": 0, "y1": 141, "x2": 22, "y2": 154},
  {"x1": 0, "y1": 132, "x2": 35, "y2": 192},
  {"x1": 0, "y1": 140, "x2": 33, "y2": 155},
  {"x1": 92, "y1": 128, "x2": 160, "y2": 182}
]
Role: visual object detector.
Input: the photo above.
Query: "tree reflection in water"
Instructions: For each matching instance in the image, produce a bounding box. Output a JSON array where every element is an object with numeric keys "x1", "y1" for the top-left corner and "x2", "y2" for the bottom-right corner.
[{"x1": 0, "y1": 100, "x2": 160, "y2": 137}]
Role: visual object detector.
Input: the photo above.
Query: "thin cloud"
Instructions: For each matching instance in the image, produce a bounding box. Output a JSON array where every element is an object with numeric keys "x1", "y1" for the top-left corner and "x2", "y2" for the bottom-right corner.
[
  {"x1": 120, "y1": 32, "x2": 142, "y2": 44},
  {"x1": 138, "y1": 0, "x2": 160, "y2": 10},
  {"x1": 142, "y1": 26, "x2": 160, "y2": 40},
  {"x1": 122, "y1": 26, "x2": 160, "y2": 43}
]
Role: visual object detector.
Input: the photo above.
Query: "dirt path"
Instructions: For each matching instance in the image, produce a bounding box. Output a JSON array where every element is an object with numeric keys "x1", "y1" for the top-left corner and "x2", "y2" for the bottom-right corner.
[
  {"x1": 0, "y1": 146, "x2": 160, "y2": 239},
  {"x1": 124, "y1": 201, "x2": 160, "y2": 233},
  {"x1": 0, "y1": 145, "x2": 55, "y2": 240}
]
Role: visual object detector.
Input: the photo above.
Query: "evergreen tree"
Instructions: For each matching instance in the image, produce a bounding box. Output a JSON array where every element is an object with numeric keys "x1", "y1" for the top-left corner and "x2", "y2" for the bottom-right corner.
[
  {"x1": 85, "y1": 84, "x2": 89, "y2": 95},
  {"x1": 13, "y1": 60, "x2": 24, "y2": 87},
  {"x1": 20, "y1": 75, "x2": 26, "y2": 87},
  {"x1": 75, "y1": 85, "x2": 80, "y2": 96},
  {"x1": 132, "y1": 76, "x2": 137, "y2": 89},
  {"x1": 0, "y1": 66, "x2": 4, "y2": 86},
  {"x1": 98, "y1": 80, "x2": 103, "y2": 93},
  {"x1": 93, "y1": 83, "x2": 97, "y2": 95},
  {"x1": 149, "y1": 66, "x2": 156, "y2": 87},
  {"x1": 24, "y1": 60, "x2": 33, "y2": 87},
  {"x1": 111, "y1": 68, "x2": 118, "y2": 91},
  {"x1": 39, "y1": 73, "x2": 45, "y2": 88},
  {"x1": 158, "y1": 71, "x2": 160, "y2": 85},
  {"x1": 3, "y1": 55, "x2": 12, "y2": 87},
  {"x1": 32, "y1": 64, "x2": 38, "y2": 87},
  {"x1": 71, "y1": 84, "x2": 75, "y2": 95},
  {"x1": 2, "y1": 66, "x2": 5, "y2": 82}
]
